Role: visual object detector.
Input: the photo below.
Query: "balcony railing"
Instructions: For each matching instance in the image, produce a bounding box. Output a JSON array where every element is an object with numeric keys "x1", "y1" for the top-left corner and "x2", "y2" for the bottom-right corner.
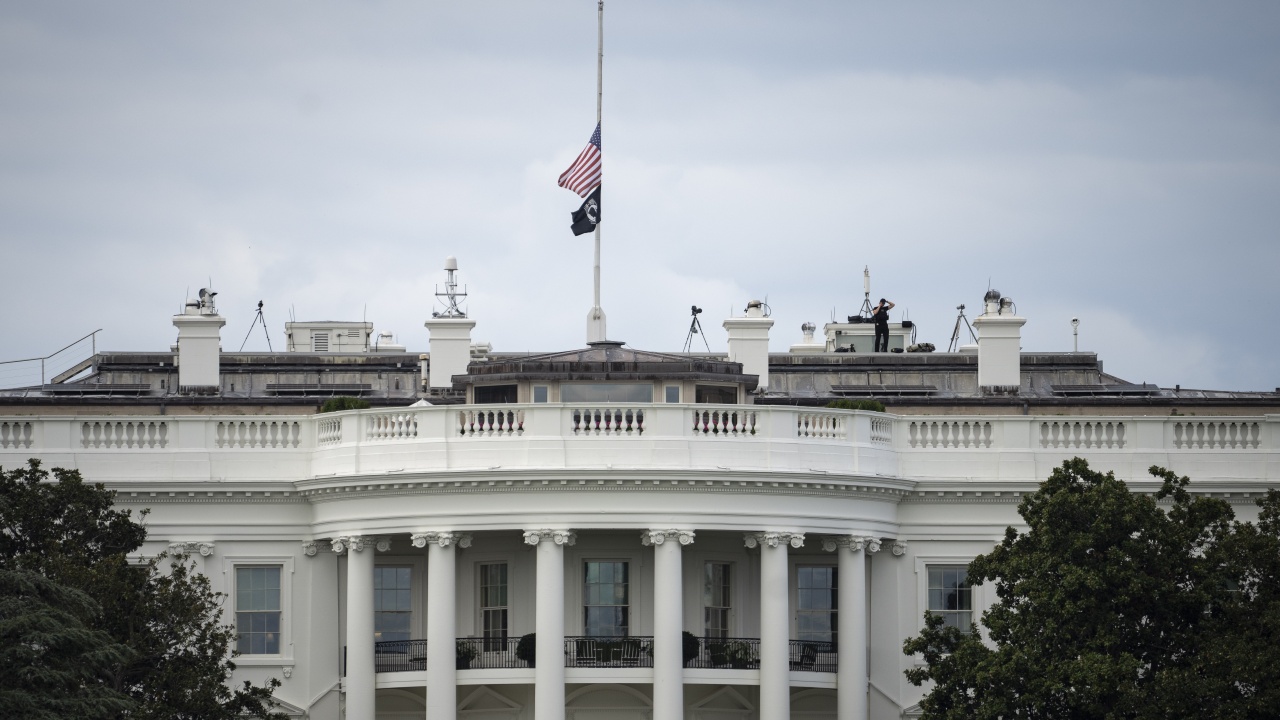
[
  {"x1": 564, "y1": 636, "x2": 654, "y2": 668},
  {"x1": 362, "y1": 636, "x2": 837, "y2": 674},
  {"x1": 374, "y1": 639, "x2": 427, "y2": 672},
  {"x1": 456, "y1": 636, "x2": 526, "y2": 669},
  {"x1": 789, "y1": 640, "x2": 837, "y2": 672},
  {"x1": 688, "y1": 637, "x2": 761, "y2": 669}
]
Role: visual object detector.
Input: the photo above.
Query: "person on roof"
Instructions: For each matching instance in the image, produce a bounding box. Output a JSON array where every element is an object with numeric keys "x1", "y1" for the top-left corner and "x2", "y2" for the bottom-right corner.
[{"x1": 872, "y1": 298, "x2": 895, "y2": 352}]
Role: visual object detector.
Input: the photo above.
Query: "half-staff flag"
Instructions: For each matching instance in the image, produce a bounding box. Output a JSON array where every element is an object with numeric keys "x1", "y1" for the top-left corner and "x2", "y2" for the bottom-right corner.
[{"x1": 558, "y1": 124, "x2": 601, "y2": 197}]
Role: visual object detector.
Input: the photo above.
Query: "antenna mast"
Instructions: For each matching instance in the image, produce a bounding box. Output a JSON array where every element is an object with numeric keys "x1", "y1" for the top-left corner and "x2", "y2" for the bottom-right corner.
[{"x1": 433, "y1": 256, "x2": 467, "y2": 318}]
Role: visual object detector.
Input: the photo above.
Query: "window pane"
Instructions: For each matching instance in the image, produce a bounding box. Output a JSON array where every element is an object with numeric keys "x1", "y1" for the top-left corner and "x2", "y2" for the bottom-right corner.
[
  {"x1": 665, "y1": 386, "x2": 680, "y2": 403},
  {"x1": 561, "y1": 383, "x2": 653, "y2": 403}
]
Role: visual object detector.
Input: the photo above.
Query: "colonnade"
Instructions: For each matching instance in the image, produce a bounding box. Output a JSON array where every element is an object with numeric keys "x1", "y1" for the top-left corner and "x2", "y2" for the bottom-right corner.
[{"x1": 332, "y1": 529, "x2": 886, "y2": 720}]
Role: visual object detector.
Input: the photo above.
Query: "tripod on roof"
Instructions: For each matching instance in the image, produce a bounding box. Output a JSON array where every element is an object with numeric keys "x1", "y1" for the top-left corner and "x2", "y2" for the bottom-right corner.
[
  {"x1": 683, "y1": 305, "x2": 711, "y2": 353},
  {"x1": 947, "y1": 304, "x2": 977, "y2": 353}
]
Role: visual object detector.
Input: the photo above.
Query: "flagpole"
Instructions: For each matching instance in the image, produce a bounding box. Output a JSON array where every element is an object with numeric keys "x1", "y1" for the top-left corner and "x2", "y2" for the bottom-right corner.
[{"x1": 587, "y1": 0, "x2": 607, "y2": 343}]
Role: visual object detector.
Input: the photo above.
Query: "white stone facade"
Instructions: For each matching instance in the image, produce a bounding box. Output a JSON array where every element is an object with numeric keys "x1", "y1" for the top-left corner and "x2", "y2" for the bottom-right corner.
[{"x1": 2, "y1": 406, "x2": 1276, "y2": 719}]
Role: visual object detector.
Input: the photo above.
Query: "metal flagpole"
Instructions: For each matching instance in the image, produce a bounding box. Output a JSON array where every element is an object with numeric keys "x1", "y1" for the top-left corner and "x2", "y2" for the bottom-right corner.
[{"x1": 587, "y1": 0, "x2": 608, "y2": 343}]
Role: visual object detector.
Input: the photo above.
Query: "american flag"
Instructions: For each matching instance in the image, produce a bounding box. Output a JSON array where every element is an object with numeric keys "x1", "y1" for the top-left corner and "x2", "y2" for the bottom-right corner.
[{"x1": 557, "y1": 124, "x2": 601, "y2": 197}]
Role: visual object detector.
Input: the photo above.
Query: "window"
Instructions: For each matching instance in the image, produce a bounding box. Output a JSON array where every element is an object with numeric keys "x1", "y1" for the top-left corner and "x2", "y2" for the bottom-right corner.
[
  {"x1": 374, "y1": 567, "x2": 412, "y2": 643},
  {"x1": 704, "y1": 562, "x2": 731, "y2": 638},
  {"x1": 236, "y1": 566, "x2": 282, "y2": 654},
  {"x1": 664, "y1": 386, "x2": 680, "y2": 403},
  {"x1": 695, "y1": 385, "x2": 737, "y2": 404},
  {"x1": 480, "y1": 563, "x2": 509, "y2": 650},
  {"x1": 474, "y1": 384, "x2": 518, "y2": 403},
  {"x1": 584, "y1": 561, "x2": 629, "y2": 637},
  {"x1": 561, "y1": 383, "x2": 653, "y2": 403},
  {"x1": 533, "y1": 386, "x2": 549, "y2": 403},
  {"x1": 927, "y1": 566, "x2": 972, "y2": 633},
  {"x1": 796, "y1": 566, "x2": 837, "y2": 644}
]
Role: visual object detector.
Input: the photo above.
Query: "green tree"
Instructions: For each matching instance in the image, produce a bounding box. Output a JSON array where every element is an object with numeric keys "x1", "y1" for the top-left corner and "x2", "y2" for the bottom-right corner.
[
  {"x1": 903, "y1": 458, "x2": 1280, "y2": 720},
  {"x1": 0, "y1": 460, "x2": 285, "y2": 720}
]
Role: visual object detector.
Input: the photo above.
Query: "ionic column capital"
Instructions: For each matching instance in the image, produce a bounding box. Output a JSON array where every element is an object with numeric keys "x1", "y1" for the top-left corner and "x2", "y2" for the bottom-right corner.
[
  {"x1": 523, "y1": 529, "x2": 577, "y2": 547},
  {"x1": 411, "y1": 531, "x2": 473, "y2": 549},
  {"x1": 641, "y1": 529, "x2": 696, "y2": 546},
  {"x1": 167, "y1": 541, "x2": 216, "y2": 557},
  {"x1": 744, "y1": 532, "x2": 805, "y2": 549},
  {"x1": 331, "y1": 535, "x2": 383, "y2": 554},
  {"x1": 891, "y1": 539, "x2": 908, "y2": 556}
]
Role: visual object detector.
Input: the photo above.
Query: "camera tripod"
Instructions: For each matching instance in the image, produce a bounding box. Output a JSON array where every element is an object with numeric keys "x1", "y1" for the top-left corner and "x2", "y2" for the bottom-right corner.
[
  {"x1": 238, "y1": 301, "x2": 274, "y2": 352},
  {"x1": 947, "y1": 304, "x2": 977, "y2": 353},
  {"x1": 683, "y1": 305, "x2": 711, "y2": 353}
]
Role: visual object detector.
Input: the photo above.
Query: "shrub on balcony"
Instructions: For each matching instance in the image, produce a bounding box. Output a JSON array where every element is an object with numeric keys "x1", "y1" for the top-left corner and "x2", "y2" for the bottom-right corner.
[
  {"x1": 824, "y1": 399, "x2": 886, "y2": 413},
  {"x1": 682, "y1": 631, "x2": 700, "y2": 666},
  {"x1": 515, "y1": 633, "x2": 536, "y2": 667},
  {"x1": 456, "y1": 639, "x2": 478, "y2": 670},
  {"x1": 319, "y1": 396, "x2": 370, "y2": 413}
]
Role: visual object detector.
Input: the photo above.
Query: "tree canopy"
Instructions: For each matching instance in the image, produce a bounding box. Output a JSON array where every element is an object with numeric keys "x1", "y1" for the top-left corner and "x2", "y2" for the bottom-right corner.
[
  {"x1": 904, "y1": 457, "x2": 1280, "y2": 720},
  {"x1": 0, "y1": 460, "x2": 286, "y2": 720}
]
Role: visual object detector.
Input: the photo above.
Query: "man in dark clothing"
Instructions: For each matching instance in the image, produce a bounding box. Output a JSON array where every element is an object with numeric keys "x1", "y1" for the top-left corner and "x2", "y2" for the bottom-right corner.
[{"x1": 871, "y1": 298, "x2": 895, "y2": 352}]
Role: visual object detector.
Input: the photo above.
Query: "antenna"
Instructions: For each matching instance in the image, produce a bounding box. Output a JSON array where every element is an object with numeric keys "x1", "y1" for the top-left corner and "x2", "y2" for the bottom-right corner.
[
  {"x1": 857, "y1": 266, "x2": 873, "y2": 318},
  {"x1": 432, "y1": 256, "x2": 467, "y2": 318}
]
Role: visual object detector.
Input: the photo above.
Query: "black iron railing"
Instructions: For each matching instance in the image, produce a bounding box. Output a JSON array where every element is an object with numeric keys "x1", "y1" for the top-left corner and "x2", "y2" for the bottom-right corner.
[
  {"x1": 688, "y1": 637, "x2": 761, "y2": 669},
  {"x1": 374, "y1": 639, "x2": 428, "y2": 672},
  {"x1": 789, "y1": 639, "x2": 837, "y2": 672},
  {"x1": 456, "y1": 636, "x2": 528, "y2": 669},
  {"x1": 563, "y1": 636, "x2": 654, "y2": 667}
]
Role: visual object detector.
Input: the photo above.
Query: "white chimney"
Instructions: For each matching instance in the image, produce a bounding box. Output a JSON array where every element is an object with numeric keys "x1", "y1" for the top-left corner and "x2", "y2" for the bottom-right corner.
[
  {"x1": 172, "y1": 288, "x2": 225, "y2": 391},
  {"x1": 723, "y1": 300, "x2": 774, "y2": 392},
  {"x1": 971, "y1": 289, "x2": 1026, "y2": 392}
]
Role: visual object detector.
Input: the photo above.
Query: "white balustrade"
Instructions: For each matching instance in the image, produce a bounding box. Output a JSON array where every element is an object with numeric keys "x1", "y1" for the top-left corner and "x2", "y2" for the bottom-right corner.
[
  {"x1": 870, "y1": 417, "x2": 893, "y2": 445},
  {"x1": 570, "y1": 407, "x2": 643, "y2": 436},
  {"x1": 81, "y1": 420, "x2": 168, "y2": 449},
  {"x1": 796, "y1": 411, "x2": 845, "y2": 439},
  {"x1": 0, "y1": 421, "x2": 33, "y2": 449},
  {"x1": 1173, "y1": 421, "x2": 1260, "y2": 449},
  {"x1": 216, "y1": 420, "x2": 301, "y2": 448},
  {"x1": 365, "y1": 412, "x2": 418, "y2": 441},
  {"x1": 317, "y1": 417, "x2": 342, "y2": 446},
  {"x1": 458, "y1": 408, "x2": 524, "y2": 436},
  {"x1": 909, "y1": 420, "x2": 993, "y2": 449},
  {"x1": 692, "y1": 408, "x2": 757, "y2": 436},
  {"x1": 1040, "y1": 420, "x2": 1125, "y2": 449}
]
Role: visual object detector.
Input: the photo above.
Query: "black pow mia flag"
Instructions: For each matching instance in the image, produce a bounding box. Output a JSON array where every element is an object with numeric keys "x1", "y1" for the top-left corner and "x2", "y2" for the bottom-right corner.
[{"x1": 570, "y1": 186, "x2": 601, "y2": 236}]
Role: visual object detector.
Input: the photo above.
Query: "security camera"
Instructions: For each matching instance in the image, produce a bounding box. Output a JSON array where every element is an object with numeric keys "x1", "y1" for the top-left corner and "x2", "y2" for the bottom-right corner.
[{"x1": 1071, "y1": 317, "x2": 1079, "y2": 326}]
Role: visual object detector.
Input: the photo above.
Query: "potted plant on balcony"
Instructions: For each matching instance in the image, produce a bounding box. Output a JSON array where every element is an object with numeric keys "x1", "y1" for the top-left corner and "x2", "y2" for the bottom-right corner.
[
  {"x1": 516, "y1": 633, "x2": 536, "y2": 667},
  {"x1": 456, "y1": 639, "x2": 478, "y2": 670},
  {"x1": 682, "y1": 631, "x2": 700, "y2": 667},
  {"x1": 724, "y1": 640, "x2": 757, "y2": 669}
]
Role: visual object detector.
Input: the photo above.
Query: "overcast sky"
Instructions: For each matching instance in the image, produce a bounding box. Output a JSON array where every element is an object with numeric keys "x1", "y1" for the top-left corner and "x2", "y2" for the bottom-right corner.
[{"x1": 1, "y1": 2, "x2": 1277, "y2": 391}]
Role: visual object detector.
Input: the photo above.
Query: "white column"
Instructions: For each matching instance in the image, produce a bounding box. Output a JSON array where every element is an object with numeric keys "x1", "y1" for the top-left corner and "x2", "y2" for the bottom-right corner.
[
  {"x1": 824, "y1": 536, "x2": 879, "y2": 720},
  {"x1": 644, "y1": 530, "x2": 695, "y2": 720},
  {"x1": 336, "y1": 536, "x2": 376, "y2": 720},
  {"x1": 414, "y1": 532, "x2": 472, "y2": 720},
  {"x1": 747, "y1": 532, "x2": 804, "y2": 720},
  {"x1": 525, "y1": 530, "x2": 575, "y2": 720}
]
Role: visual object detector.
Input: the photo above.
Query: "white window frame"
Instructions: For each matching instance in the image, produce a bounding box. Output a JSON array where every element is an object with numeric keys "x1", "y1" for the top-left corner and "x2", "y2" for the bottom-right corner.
[
  {"x1": 701, "y1": 559, "x2": 735, "y2": 638},
  {"x1": 913, "y1": 555, "x2": 983, "y2": 637},
  {"x1": 375, "y1": 555, "x2": 425, "y2": 642},
  {"x1": 573, "y1": 554, "x2": 642, "y2": 637},
  {"x1": 222, "y1": 555, "x2": 295, "y2": 666},
  {"x1": 789, "y1": 560, "x2": 838, "y2": 643},
  {"x1": 373, "y1": 564, "x2": 415, "y2": 644}
]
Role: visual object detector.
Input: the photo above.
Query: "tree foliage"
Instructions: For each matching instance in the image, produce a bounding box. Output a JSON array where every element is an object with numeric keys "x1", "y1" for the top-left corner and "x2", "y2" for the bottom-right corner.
[
  {"x1": 0, "y1": 460, "x2": 285, "y2": 720},
  {"x1": 904, "y1": 457, "x2": 1280, "y2": 719}
]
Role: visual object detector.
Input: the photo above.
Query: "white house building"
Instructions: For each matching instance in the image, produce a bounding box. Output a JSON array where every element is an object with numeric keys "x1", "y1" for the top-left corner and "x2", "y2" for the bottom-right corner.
[{"x1": 1, "y1": 280, "x2": 1276, "y2": 720}]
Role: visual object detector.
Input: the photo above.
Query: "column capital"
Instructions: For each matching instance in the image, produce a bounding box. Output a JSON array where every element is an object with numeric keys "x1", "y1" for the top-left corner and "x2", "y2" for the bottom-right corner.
[
  {"x1": 331, "y1": 535, "x2": 384, "y2": 554},
  {"x1": 523, "y1": 529, "x2": 577, "y2": 547},
  {"x1": 820, "y1": 535, "x2": 868, "y2": 553},
  {"x1": 411, "y1": 531, "x2": 473, "y2": 549},
  {"x1": 891, "y1": 539, "x2": 908, "y2": 556},
  {"x1": 744, "y1": 532, "x2": 804, "y2": 549},
  {"x1": 641, "y1": 529, "x2": 696, "y2": 546},
  {"x1": 168, "y1": 541, "x2": 215, "y2": 557}
]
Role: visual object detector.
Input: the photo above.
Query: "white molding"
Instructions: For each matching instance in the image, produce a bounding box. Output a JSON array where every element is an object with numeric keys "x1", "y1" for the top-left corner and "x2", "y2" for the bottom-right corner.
[{"x1": 221, "y1": 554, "x2": 296, "y2": 664}]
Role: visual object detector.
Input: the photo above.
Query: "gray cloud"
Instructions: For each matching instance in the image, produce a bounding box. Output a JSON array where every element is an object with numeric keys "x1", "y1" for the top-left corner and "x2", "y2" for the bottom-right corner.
[{"x1": 1, "y1": 1, "x2": 1277, "y2": 390}]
